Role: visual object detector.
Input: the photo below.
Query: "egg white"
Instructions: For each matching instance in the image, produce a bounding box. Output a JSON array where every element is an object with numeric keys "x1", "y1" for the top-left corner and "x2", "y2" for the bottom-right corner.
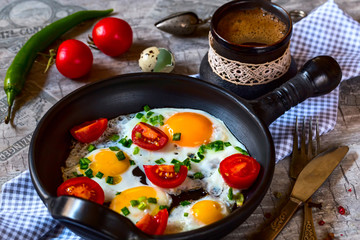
[{"x1": 166, "y1": 195, "x2": 230, "y2": 234}]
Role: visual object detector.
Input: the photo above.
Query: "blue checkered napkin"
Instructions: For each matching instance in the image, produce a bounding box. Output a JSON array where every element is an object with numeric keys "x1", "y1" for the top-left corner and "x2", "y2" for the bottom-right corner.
[
  {"x1": 1, "y1": 1, "x2": 360, "y2": 239},
  {"x1": 0, "y1": 171, "x2": 81, "y2": 240},
  {"x1": 270, "y1": 0, "x2": 360, "y2": 162}
]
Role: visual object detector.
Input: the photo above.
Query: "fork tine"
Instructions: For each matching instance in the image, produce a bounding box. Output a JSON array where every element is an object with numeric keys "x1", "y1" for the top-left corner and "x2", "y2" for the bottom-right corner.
[
  {"x1": 289, "y1": 117, "x2": 299, "y2": 179},
  {"x1": 307, "y1": 117, "x2": 313, "y2": 160},
  {"x1": 292, "y1": 116, "x2": 298, "y2": 155},
  {"x1": 300, "y1": 117, "x2": 306, "y2": 159}
]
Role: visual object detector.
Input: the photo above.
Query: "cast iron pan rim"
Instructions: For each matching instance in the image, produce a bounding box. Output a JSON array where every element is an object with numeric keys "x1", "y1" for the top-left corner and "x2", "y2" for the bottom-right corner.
[{"x1": 29, "y1": 72, "x2": 275, "y2": 239}]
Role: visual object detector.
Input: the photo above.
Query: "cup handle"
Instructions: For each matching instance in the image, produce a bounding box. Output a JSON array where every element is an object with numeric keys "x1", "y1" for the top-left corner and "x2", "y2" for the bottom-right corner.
[{"x1": 249, "y1": 56, "x2": 342, "y2": 126}]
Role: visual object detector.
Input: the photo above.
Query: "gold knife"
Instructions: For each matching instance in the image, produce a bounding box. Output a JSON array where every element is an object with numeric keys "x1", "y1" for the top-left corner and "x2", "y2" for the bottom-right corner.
[{"x1": 253, "y1": 146, "x2": 349, "y2": 240}]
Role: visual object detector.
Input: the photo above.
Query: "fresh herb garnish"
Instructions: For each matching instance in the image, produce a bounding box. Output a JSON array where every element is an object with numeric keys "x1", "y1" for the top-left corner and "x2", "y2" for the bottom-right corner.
[
  {"x1": 109, "y1": 134, "x2": 120, "y2": 142},
  {"x1": 173, "y1": 133, "x2": 181, "y2": 141},
  {"x1": 87, "y1": 144, "x2": 96, "y2": 152},
  {"x1": 133, "y1": 146, "x2": 140, "y2": 155},
  {"x1": 116, "y1": 151, "x2": 126, "y2": 161},
  {"x1": 96, "y1": 171, "x2": 104, "y2": 179},
  {"x1": 155, "y1": 158, "x2": 165, "y2": 164}
]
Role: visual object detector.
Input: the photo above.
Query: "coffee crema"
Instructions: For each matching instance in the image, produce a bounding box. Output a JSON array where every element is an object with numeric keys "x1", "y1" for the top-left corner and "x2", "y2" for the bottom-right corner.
[{"x1": 216, "y1": 8, "x2": 287, "y2": 46}]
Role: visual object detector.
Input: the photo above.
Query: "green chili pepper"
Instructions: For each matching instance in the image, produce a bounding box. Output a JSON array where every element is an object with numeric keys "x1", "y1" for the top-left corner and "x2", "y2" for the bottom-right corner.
[{"x1": 3, "y1": 9, "x2": 113, "y2": 124}]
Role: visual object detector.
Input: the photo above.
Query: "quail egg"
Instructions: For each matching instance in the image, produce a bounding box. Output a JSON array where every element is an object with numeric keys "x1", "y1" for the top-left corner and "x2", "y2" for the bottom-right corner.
[{"x1": 139, "y1": 47, "x2": 175, "y2": 73}]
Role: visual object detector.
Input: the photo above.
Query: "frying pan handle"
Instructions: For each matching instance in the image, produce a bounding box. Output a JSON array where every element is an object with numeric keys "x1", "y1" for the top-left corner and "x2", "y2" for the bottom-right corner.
[
  {"x1": 249, "y1": 56, "x2": 342, "y2": 126},
  {"x1": 47, "y1": 196, "x2": 152, "y2": 240}
]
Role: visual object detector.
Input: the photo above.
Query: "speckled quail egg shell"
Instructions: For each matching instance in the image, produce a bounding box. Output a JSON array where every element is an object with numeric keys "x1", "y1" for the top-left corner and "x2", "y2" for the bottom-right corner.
[{"x1": 139, "y1": 46, "x2": 175, "y2": 73}]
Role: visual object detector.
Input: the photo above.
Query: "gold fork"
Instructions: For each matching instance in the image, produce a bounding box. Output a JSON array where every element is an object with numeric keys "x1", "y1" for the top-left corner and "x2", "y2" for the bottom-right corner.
[{"x1": 289, "y1": 116, "x2": 320, "y2": 240}]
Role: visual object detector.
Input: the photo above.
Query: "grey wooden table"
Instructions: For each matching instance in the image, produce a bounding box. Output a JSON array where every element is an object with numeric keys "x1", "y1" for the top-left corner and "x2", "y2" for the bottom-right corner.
[{"x1": 0, "y1": 0, "x2": 360, "y2": 239}]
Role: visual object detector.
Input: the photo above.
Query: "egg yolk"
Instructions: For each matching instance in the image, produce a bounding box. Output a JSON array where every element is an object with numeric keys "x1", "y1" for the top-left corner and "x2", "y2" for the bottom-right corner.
[
  {"x1": 191, "y1": 200, "x2": 224, "y2": 225},
  {"x1": 163, "y1": 112, "x2": 213, "y2": 147},
  {"x1": 110, "y1": 186, "x2": 158, "y2": 213},
  {"x1": 88, "y1": 150, "x2": 130, "y2": 177}
]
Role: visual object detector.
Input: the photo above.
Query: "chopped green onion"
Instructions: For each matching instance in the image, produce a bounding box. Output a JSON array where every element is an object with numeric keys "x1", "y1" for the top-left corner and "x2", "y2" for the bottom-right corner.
[
  {"x1": 149, "y1": 115, "x2": 159, "y2": 125},
  {"x1": 130, "y1": 200, "x2": 140, "y2": 207},
  {"x1": 224, "y1": 142, "x2": 232, "y2": 147},
  {"x1": 79, "y1": 157, "x2": 91, "y2": 169},
  {"x1": 116, "y1": 192, "x2": 121, "y2": 195},
  {"x1": 143, "y1": 105, "x2": 151, "y2": 112},
  {"x1": 190, "y1": 158, "x2": 201, "y2": 163},
  {"x1": 159, "y1": 115, "x2": 164, "y2": 125},
  {"x1": 180, "y1": 200, "x2": 191, "y2": 206},
  {"x1": 155, "y1": 158, "x2": 165, "y2": 164},
  {"x1": 235, "y1": 193, "x2": 245, "y2": 207},
  {"x1": 148, "y1": 197, "x2": 157, "y2": 204},
  {"x1": 174, "y1": 162, "x2": 181, "y2": 173},
  {"x1": 96, "y1": 171, "x2": 104, "y2": 179},
  {"x1": 171, "y1": 159, "x2": 180, "y2": 164},
  {"x1": 135, "y1": 132, "x2": 142, "y2": 139},
  {"x1": 228, "y1": 188, "x2": 233, "y2": 200},
  {"x1": 234, "y1": 146, "x2": 249, "y2": 155},
  {"x1": 146, "y1": 111, "x2": 154, "y2": 118},
  {"x1": 184, "y1": 212, "x2": 189, "y2": 217},
  {"x1": 182, "y1": 158, "x2": 191, "y2": 170},
  {"x1": 109, "y1": 134, "x2": 120, "y2": 142},
  {"x1": 138, "y1": 202, "x2": 147, "y2": 210},
  {"x1": 129, "y1": 160, "x2": 136, "y2": 166},
  {"x1": 138, "y1": 196, "x2": 147, "y2": 202},
  {"x1": 159, "y1": 205, "x2": 168, "y2": 210},
  {"x1": 106, "y1": 176, "x2": 114, "y2": 184},
  {"x1": 72, "y1": 172, "x2": 83, "y2": 177},
  {"x1": 172, "y1": 133, "x2": 181, "y2": 141},
  {"x1": 197, "y1": 152, "x2": 204, "y2": 160},
  {"x1": 140, "y1": 116, "x2": 148, "y2": 123},
  {"x1": 133, "y1": 147, "x2": 140, "y2": 155},
  {"x1": 116, "y1": 151, "x2": 126, "y2": 161},
  {"x1": 193, "y1": 172, "x2": 204, "y2": 179},
  {"x1": 121, "y1": 207, "x2": 130, "y2": 216},
  {"x1": 119, "y1": 137, "x2": 133, "y2": 148},
  {"x1": 198, "y1": 145, "x2": 206, "y2": 154},
  {"x1": 136, "y1": 113, "x2": 144, "y2": 119},
  {"x1": 85, "y1": 169, "x2": 93, "y2": 178},
  {"x1": 109, "y1": 146, "x2": 120, "y2": 151},
  {"x1": 87, "y1": 144, "x2": 96, "y2": 152}
]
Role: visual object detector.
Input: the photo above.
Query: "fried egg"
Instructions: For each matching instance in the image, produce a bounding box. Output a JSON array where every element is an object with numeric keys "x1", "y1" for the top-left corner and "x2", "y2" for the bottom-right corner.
[
  {"x1": 110, "y1": 186, "x2": 172, "y2": 223},
  {"x1": 166, "y1": 195, "x2": 230, "y2": 234},
  {"x1": 65, "y1": 148, "x2": 145, "y2": 202}
]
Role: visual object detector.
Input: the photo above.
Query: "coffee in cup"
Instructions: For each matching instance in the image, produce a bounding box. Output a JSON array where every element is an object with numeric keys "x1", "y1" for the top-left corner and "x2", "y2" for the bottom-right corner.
[{"x1": 216, "y1": 8, "x2": 287, "y2": 47}]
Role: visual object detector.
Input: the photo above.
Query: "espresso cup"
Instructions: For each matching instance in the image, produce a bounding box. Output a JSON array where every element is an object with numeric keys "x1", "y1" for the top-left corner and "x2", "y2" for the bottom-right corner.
[{"x1": 199, "y1": 0, "x2": 296, "y2": 100}]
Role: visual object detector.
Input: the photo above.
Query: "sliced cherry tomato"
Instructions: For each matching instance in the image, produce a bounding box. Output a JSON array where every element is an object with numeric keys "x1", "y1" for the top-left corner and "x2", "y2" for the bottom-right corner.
[
  {"x1": 219, "y1": 153, "x2": 260, "y2": 189},
  {"x1": 131, "y1": 122, "x2": 168, "y2": 150},
  {"x1": 135, "y1": 209, "x2": 168, "y2": 235},
  {"x1": 144, "y1": 165, "x2": 188, "y2": 188},
  {"x1": 57, "y1": 177, "x2": 105, "y2": 204},
  {"x1": 70, "y1": 118, "x2": 108, "y2": 143},
  {"x1": 56, "y1": 39, "x2": 93, "y2": 79},
  {"x1": 92, "y1": 17, "x2": 133, "y2": 57}
]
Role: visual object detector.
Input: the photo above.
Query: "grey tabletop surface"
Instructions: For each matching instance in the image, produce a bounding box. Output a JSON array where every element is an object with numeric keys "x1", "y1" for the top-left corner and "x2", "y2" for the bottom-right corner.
[{"x1": 0, "y1": 0, "x2": 360, "y2": 239}]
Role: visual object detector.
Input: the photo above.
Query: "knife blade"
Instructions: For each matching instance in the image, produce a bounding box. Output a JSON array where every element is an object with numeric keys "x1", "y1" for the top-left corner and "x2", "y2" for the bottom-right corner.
[{"x1": 253, "y1": 146, "x2": 349, "y2": 240}]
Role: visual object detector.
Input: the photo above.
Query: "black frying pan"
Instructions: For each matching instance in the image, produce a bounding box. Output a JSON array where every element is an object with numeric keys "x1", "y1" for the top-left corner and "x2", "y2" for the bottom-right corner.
[{"x1": 29, "y1": 56, "x2": 341, "y2": 240}]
